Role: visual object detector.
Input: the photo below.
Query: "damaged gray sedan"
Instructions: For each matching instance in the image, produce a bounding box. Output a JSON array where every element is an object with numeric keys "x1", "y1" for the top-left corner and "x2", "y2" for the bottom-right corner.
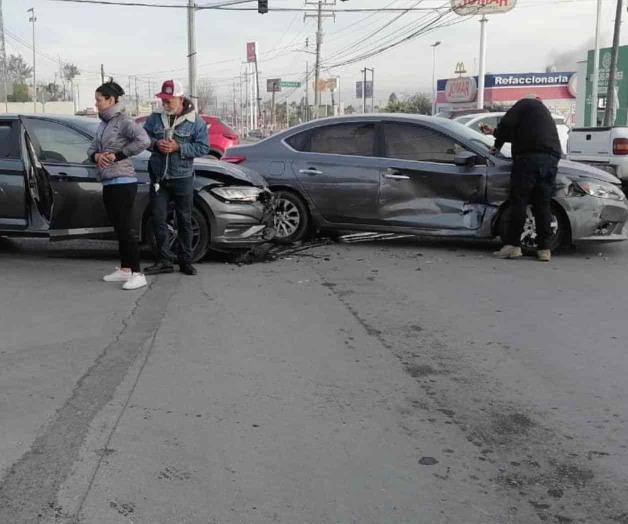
[{"x1": 224, "y1": 115, "x2": 628, "y2": 251}]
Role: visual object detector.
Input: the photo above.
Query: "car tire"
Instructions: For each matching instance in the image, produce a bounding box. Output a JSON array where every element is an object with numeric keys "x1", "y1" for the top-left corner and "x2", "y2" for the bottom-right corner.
[
  {"x1": 144, "y1": 205, "x2": 210, "y2": 263},
  {"x1": 498, "y1": 203, "x2": 567, "y2": 254},
  {"x1": 273, "y1": 190, "x2": 310, "y2": 244}
]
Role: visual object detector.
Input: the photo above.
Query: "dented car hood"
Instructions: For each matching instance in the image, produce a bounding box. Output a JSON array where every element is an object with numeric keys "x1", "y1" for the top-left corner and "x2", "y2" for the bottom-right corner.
[
  {"x1": 557, "y1": 159, "x2": 621, "y2": 185},
  {"x1": 131, "y1": 154, "x2": 267, "y2": 187}
]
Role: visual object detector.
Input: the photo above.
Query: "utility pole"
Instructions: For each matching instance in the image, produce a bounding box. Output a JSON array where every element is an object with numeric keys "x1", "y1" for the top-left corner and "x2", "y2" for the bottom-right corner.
[
  {"x1": 591, "y1": 0, "x2": 603, "y2": 126},
  {"x1": 101, "y1": 64, "x2": 105, "y2": 84},
  {"x1": 603, "y1": 0, "x2": 623, "y2": 126},
  {"x1": 187, "y1": 0, "x2": 198, "y2": 103},
  {"x1": 233, "y1": 81, "x2": 237, "y2": 128},
  {"x1": 361, "y1": 67, "x2": 374, "y2": 114},
  {"x1": 304, "y1": 0, "x2": 335, "y2": 119},
  {"x1": 0, "y1": 0, "x2": 8, "y2": 112},
  {"x1": 477, "y1": 15, "x2": 488, "y2": 110},
  {"x1": 27, "y1": 7, "x2": 36, "y2": 113},
  {"x1": 431, "y1": 41, "x2": 441, "y2": 115}
]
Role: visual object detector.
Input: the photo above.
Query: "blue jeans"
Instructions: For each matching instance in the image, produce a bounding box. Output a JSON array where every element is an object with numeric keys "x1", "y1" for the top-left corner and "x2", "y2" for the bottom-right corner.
[
  {"x1": 150, "y1": 176, "x2": 194, "y2": 265},
  {"x1": 506, "y1": 153, "x2": 558, "y2": 250}
]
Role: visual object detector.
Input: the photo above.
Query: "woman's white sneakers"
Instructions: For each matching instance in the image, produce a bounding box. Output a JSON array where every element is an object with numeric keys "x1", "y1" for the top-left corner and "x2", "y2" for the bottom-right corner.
[
  {"x1": 103, "y1": 268, "x2": 147, "y2": 290},
  {"x1": 122, "y1": 273, "x2": 148, "y2": 290},
  {"x1": 103, "y1": 268, "x2": 133, "y2": 282}
]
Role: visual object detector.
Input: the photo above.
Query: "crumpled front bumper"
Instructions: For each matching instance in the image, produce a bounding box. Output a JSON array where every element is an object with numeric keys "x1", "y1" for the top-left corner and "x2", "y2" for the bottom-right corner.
[
  {"x1": 204, "y1": 189, "x2": 276, "y2": 250},
  {"x1": 567, "y1": 197, "x2": 628, "y2": 242}
]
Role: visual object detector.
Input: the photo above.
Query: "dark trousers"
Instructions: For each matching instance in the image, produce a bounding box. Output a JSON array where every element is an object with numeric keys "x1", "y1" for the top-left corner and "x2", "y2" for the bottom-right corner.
[
  {"x1": 150, "y1": 176, "x2": 194, "y2": 265},
  {"x1": 506, "y1": 153, "x2": 558, "y2": 250},
  {"x1": 102, "y1": 183, "x2": 141, "y2": 272}
]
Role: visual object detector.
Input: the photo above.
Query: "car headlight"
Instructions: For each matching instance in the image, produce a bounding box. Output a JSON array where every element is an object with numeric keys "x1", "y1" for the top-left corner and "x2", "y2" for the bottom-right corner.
[
  {"x1": 210, "y1": 186, "x2": 264, "y2": 203},
  {"x1": 572, "y1": 181, "x2": 625, "y2": 201}
]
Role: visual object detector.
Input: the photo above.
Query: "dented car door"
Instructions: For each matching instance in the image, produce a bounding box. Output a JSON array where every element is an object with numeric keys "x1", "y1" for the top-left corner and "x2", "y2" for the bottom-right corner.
[{"x1": 378, "y1": 121, "x2": 487, "y2": 231}]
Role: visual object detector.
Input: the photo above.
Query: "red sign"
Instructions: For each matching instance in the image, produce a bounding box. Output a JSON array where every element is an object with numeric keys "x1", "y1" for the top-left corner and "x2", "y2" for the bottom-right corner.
[
  {"x1": 451, "y1": 0, "x2": 516, "y2": 15},
  {"x1": 246, "y1": 42, "x2": 257, "y2": 63},
  {"x1": 445, "y1": 77, "x2": 478, "y2": 103}
]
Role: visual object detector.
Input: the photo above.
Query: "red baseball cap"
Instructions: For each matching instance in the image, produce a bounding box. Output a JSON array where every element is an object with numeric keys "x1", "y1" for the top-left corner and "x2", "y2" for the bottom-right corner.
[{"x1": 155, "y1": 79, "x2": 185, "y2": 100}]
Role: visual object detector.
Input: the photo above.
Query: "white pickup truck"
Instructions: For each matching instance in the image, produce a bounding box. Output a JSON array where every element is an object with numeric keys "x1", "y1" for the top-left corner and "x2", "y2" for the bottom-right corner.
[{"x1": 567, "y1": 127, "x2": 628, "y2": 191}]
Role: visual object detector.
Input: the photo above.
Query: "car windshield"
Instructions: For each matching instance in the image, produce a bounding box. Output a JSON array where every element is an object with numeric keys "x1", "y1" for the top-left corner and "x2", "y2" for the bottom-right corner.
[{"x1": 454, "y1": 116, "x2": 474, "y2": 125}]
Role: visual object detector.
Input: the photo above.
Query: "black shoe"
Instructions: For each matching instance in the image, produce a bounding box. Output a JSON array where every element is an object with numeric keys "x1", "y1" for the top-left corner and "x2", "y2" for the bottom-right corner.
[
  {"x1": 179, "y1": 263, "x2": 197, "y2": 276},
  {"x1": 144, "y1": 260, "x2": 175, "y2": 275}
]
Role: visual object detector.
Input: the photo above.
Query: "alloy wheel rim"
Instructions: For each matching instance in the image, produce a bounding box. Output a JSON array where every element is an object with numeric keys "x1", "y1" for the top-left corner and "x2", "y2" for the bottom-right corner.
[
  {"x1": 274, "y1": 198, "x2": 301, "y2": 238},
  {"x1": 520, "y1": 206, "x2": 559, "y2": 249}
]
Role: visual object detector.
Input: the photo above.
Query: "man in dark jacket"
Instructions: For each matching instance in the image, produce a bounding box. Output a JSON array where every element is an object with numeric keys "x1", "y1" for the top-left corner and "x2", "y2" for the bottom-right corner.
[
  {"x1": 143, "y1": 80, "x2": 210, "y2": 276},
  {"x1": 488, "y1": 96, "x2": 562, "y2": 262}
]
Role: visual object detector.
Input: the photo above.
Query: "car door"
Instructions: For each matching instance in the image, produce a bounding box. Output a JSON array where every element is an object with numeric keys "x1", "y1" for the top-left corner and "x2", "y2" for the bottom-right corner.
[
  {"x1": 0, "y1": 119, "x2": 29, "y2": 229},
  {"x1": 20, "y1": 117, "x2": 112, "y2": 239},
  {"x1": 378, "y1": 121, "x2": 487, "y2": 230},
  {"x1": 288, "y1": 121, "x2": 383, "y2": 224}
]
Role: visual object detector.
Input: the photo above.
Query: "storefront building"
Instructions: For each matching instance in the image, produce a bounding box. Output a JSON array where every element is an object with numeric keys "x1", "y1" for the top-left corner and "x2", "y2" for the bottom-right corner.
[{"x1": 436, "y1": 71, "x2": 577, "y2": 124}]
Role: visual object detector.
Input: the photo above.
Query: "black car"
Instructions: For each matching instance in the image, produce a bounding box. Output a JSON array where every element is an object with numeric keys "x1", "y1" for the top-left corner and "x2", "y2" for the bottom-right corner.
[{"x1": 0, "y1": 115, "x2": 275, "y2": 261}]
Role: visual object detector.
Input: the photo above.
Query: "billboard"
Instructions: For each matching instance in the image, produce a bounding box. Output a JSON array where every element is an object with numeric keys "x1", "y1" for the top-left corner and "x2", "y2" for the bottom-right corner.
[
  {"x1": 451, "y1": 0, "x2": 516, "y2": 15},
  {"x1": 445, "y1": 77, "x2": 477, "y2": 103},
  {"x1": 246, "y1": 42, "x2": 257, "y2": 63},
  {"x1": 267, "y1": 78, "x2": 281, "y2": 93},
  {"x1": 584, "y1": 46, "x2": 628, "y2": 126},
  {"x1": 356, "y1": 81, "x2": 373, "y2": 98}
]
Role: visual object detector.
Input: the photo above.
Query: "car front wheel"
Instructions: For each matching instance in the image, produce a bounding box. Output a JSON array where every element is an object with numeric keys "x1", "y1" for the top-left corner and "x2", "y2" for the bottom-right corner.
[
  {"x1": 499, "y1": 204, "x2": 567, "y2": 253},
  {"x1": 273, "y1": 190, "x2": 309, "y2": 244},
  {"x1": 145, "y1": 205, "x2": 210, "y2": 263}
]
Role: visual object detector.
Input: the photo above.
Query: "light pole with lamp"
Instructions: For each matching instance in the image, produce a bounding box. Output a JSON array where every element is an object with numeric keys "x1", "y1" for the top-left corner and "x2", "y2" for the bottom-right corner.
[{"x1": 431, "y1": 41, "x2": 441, "y2": 115}]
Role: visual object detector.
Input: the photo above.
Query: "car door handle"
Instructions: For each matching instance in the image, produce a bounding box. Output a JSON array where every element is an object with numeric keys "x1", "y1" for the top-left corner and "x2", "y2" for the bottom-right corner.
[
  {"x1": 383, "y1": 169, "x2": 409, "y2": 180},
  {"x1": 299, "y1": 168, "x2": 323, "y2": 176}
]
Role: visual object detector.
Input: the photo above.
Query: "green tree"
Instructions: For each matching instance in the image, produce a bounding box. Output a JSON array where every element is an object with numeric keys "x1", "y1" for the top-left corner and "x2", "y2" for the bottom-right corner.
[
  {"x1": 382, "y1": 92, "x2": 432, "y2": 115},
  {"x1": 8, "y1": 83, "x2": 30, "y2": 102}
]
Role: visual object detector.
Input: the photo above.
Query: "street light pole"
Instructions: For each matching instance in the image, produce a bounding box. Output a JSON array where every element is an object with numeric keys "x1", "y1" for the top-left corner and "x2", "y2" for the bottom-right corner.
[
  {"x1": 431, "y1": 41, "x2": 441, "y2": 115},
  {"x1": 187, "y1": 0, "x2": 197, "y2": 103},
  {"x1": 27, "y1": 7, "x2": 36, "y2": 113},
  {"x1": 603, "y1": 0, "x2": 624, "y2": 126}
]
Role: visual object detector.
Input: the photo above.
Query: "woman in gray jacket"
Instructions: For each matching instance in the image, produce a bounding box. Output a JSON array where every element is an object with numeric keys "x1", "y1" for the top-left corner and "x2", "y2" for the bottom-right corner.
[{"x1": 88, "y1": 81, "x2": 151, "y2": 290}]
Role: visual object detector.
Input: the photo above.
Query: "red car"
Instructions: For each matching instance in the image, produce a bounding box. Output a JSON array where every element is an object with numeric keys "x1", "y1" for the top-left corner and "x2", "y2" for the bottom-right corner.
[{"x1": 135, "y1": 114, "x2": 239, "y2": 159}]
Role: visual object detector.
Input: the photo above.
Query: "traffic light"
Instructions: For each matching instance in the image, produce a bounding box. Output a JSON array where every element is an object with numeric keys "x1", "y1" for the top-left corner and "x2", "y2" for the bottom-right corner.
[{"x1": 258, "y1": 0, "x2": 268, "y2": 14}]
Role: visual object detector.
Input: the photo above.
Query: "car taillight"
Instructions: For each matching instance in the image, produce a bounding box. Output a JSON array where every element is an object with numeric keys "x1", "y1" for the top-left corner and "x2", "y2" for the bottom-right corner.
[
  {"x1": 613, "y1": 138, "x2": 628, "y2": 155},
  {"x1": 222, "y1": 155, "x2": 246, "y2": 164}
]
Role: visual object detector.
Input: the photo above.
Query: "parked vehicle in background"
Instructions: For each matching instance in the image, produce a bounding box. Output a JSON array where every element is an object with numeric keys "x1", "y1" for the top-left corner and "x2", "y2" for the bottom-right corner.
[
  {"x1": 0, "y1": 115, "x2": 274, "y2": 262},
  {"x1": 567, "y1": 127, "x2": 628, "y2": 192},
  {"x1": 224, "y1": 114, "x2": 627, "y2": 252},
  {"x1": 135, "y1": 114, "x2": 239, "y2": 159},
  {"x1": 453, "y1": 112, "x2": 570, "y2": 154}
]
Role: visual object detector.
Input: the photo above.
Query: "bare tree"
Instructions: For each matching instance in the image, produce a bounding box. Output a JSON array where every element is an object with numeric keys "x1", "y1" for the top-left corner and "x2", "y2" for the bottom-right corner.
[{"x1": 196, "y1": 79, "x2": 214, "y2": 114}]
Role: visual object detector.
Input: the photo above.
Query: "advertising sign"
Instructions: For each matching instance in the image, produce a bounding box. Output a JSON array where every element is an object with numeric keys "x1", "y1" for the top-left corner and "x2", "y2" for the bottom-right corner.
[
  {"x1": 585, "y1": 45, "x2": 628, "y2": 126},
  {"x1": 451, "y1": 0, "x2": 516, "y2": 16},
  {"x1": 246, "y1": 42, "x2": 258, "y2": 63},
  {"x1": 267, "y1": 78, "x2": 281, "y2": 93},
  {"x1": 356, "y1": 81, "x2": 373, "y2": 98},
  {"x1": 445, "y1": 76, "x2": 477, "y2": 103}
]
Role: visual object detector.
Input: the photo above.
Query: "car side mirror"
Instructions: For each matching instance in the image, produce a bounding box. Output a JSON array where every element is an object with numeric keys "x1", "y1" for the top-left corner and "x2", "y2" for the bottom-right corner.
[{"x1": 454, "y1": 151, "x2": 478, "y2": 167}]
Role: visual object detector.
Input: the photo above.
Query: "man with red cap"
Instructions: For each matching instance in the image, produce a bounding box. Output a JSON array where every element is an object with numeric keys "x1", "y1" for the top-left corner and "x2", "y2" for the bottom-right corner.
[{"x1": 143, "y1": 80, "x2": 210, "y2": 276}]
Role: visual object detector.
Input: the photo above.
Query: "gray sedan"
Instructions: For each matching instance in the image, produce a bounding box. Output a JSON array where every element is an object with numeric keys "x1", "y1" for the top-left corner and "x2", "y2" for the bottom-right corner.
[
  {"x1": 224, "y1": 114, "x2": 628, "y2": 251},
  {"x1": 0, "y1": 115, "x2": 275, "y2": 261}
]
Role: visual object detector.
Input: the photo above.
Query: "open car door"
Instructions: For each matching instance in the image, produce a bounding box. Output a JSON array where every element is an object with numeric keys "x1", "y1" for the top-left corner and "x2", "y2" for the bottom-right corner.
[{"x1": 20, "y1": 116, "x2": 112, "y2": 240}]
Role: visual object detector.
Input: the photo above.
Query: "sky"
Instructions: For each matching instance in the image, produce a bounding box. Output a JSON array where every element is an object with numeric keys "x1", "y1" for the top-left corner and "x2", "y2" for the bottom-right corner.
[{"x1": 1, "y1": 0, "x2": 625, "y2": 111}]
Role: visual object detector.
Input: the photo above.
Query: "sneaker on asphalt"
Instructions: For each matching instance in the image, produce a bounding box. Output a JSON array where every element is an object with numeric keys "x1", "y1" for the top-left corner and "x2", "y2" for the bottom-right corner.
[
  {"x1": 493, "y1": 245, "x2": 523, "y2": 259},
  {"x1": 122, "y1": 273, "x2": 148, "y2": 290},
  {"x1": 144, "y1": 260, "x2": 175, "y2": 275},
  {"x1": 179, "y1": 263, "x2": 197, "y2": 276},
  {"x1": 103, "y1": 268, "x2": 133, "y2": 282},
  {"x1": 537, "y1": 249, "x2": 551, "y2": 262}
]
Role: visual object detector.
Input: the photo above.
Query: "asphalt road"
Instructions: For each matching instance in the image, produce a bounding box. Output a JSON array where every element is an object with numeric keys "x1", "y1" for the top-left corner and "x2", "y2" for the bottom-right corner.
[{"x1": 1, "y1": 235, "x2": 627, "y2": 524}]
